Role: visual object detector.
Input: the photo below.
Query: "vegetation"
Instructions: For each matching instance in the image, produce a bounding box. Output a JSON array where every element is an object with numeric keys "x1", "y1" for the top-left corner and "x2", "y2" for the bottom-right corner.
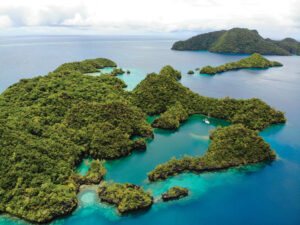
[
  {"x1": 54, "y1": 58, "x2": 117, "y2": 73},
  {"x1": 151, "y1": 102, "x2": 188, "y2": 130},
  {"x1": 161, "y1": 186, "x2": 189, "y2": 201},
  {"x1": 72, "y1": 160, "x2": 106, "y2": 187},
  {"x1": 131, "y1": 66, "x2": 286, "y2": 130},
  {"x1": 200, "y1": 53, "x2": 282, "y2": 75},
  {"x1": 187, "y1": 70, "x2": 194, "y2": 74},
  {"x1": 127, "y1": 70, "x2": 131, "y2": 74},
  {"x1": 0, "y1": 58, "x2": 153, "y2": 223},
  {"x1": 148, "y1": 124, "x2": 276, "y2": 181},
  {"x1": 112, "y1": 68, "x2": 125, "y2": 76},
  {"x1": 0, "y1": 57, "x2": 286, "y2": 222},
  {"x1": 267, "y1": 38, "x2": 300, "y2": 55},
  {"x1": 172, "y1": 28, "x2": 300, "y2": 55},
  {"x1": 172, "y1": 30, "x2": 226, "y2": 51},
  {"x1": 98, "y1": 182, "x2": 153, "y2": 214}
]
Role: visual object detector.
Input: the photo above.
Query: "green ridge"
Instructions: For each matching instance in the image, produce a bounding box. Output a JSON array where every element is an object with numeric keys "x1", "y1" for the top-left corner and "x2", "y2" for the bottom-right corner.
[
  {"x1": 172, "y1": 28, "x2": 300, "y2": 55},
  {"x1": 200, "y1": 53, "x2": 282, "y2": 75},
  {"x1": 54, "y1": 58, "x2": 117, "y2": 73}
]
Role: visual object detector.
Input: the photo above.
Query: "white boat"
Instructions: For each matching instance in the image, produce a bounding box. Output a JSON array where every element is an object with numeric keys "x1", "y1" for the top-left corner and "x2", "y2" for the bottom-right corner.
[{"x1": 204, "y1": 118, "x2": 210, "y2": 124}]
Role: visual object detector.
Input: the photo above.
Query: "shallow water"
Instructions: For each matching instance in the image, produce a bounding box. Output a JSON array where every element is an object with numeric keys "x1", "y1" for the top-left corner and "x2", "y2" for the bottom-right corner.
[
  {"x1": 76, "y1": 158, "x2": 93, "y2": 176},
  {"x1": 0, "y1": 36, "x2": 300, "y2": 225}
]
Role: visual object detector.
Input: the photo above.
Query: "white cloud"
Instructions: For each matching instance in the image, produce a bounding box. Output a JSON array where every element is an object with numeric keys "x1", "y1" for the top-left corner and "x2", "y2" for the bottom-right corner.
[
  {"x1": 0, "y1": 15, "x2": 12, "y2": 27},
  {"x1": 0, "y1": 0, "x2": 299, "y2": 38}
]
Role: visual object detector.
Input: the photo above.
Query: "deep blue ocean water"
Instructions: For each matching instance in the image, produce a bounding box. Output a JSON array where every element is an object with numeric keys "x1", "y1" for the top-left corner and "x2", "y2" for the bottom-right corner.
[{"x1": 0, "y1": 36, "x2": 300, "y2": 225}]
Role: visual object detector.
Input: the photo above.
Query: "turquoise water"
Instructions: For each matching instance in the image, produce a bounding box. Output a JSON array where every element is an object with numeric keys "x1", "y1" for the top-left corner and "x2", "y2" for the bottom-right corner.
[
  {"x1": 76, "y1": 158, "x2": 93, "y2": 175},
  {"x1": 0, "y1": 36, "x2": 300, "y2": 225},
  {"x1": 89, "y1": 67, "x2": 146, "y2": 91}
]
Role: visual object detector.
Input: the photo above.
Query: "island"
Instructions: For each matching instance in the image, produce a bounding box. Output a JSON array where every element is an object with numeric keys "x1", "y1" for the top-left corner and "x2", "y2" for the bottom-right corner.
[
  {"x1": 112, "y1": 68, "x2": 125, "y2": 76},
  {"x1": 161, "y1": 186, "x2": 189, "y2": 201},
  {"x1": 200, "y1": 53, "x2": 282, "y2": 75},
  {"x1": 133, "y1": 65, "x2": 286, "y2": 130},
  {"x1": 148, "y1": 124, "x2": 276, "y2": 181},
  {"x1": 172, "y1": 28, "x2": 300, "y2": 55},
  {"x1": 0, "y1": 57, "x2": 286, "y2": 223},
  {"x1": 187, "y1": 70, "x2": 194, "y2": 74},
  {"x1": 98, "y1": 182, "x2": 153, "y2": 214}
]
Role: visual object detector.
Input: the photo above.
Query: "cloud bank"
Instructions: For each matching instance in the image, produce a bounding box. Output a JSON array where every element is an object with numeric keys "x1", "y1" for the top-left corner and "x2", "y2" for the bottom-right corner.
[{"x1": 0, "y1": 0, "x2": 299, "y2": 39}]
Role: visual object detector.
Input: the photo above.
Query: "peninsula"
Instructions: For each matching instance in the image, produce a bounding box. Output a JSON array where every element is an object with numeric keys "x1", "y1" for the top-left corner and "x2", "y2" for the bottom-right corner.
[
  {"x1": 172, "y1": 28, "x2": 300, "y2": 55},
  {"x1": 0, "y1": 57, "x2": 286, "y2": 223},
  {"x1": 148, "y1": 124, "x2": 276, "y2": 182},
  {"x1": 200, "y1": 53, "x2": 282, "y2": 75}
]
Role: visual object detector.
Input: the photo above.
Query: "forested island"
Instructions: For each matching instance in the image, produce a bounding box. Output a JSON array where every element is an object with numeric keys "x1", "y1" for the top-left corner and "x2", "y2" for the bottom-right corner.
[
  {"x1": 161, "y1": 186, "x2": 189, "y2": 201},
  {"x1": 0, "y1": 57, "x2": 286, "y2": 223},
  {"x1": 200, "y1": 53, "x2": 282, "y2": 75},
  {"x1": 172, "y1": 28, "x2": 300, "y2": 55}
]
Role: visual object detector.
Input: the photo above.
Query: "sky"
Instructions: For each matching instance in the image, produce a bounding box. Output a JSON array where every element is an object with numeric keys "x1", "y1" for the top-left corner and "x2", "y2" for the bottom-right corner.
[{"x1": 0, "y1": 0, "x2": 300, "y2": 39}]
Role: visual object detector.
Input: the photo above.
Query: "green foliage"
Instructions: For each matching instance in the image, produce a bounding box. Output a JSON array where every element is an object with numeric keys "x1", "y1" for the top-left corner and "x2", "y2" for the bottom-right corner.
[
  {"x1": 72, "y1": 160, "x2": 106, "y2": 186},
  {"x1": 161, "y1": 186, "x2": 189, "y2": 201},
  {"x1": 131, "y1": 67, "x2": 286, "y2": 130},
  {"x1": 200, "y1": 66, "x2": 217, "y2": 75},
  {"x1": 98, "y1": 182, "x2": 153, "y2": 214},
  {"x1": 267, "y1": 38, "x2": 300, "y2": 55},
  {"x1": 0, "y1": 58, "x2": 153, "y2": 223},
  {"x1": 0, "y1": 58, "x2": 286, "y2": 222},
  {"x1": 148, "y1": 124, "x2": 276, "y2": 181},
  {"x1": 187, "y1": 70, "x2": 194, "y2": 74},
  {"x1": 54, "y1": 58, "x2": 117, "y2": 73},
  {"x1": 172, "y1": 28, "x2": 296, "y2": 55},
  {"x1": 210, "y1": 28, "x2": 289, "y2": 55},
  {"x1": 172, "y1": 30, "x2": 226, "y2": 50},
  {"x1": 151, "y1": 102, "x2": 188, "y2": 130},
  {"x1": 159, "y1": 65, "x2": 182, "y2": 80},
  {"x1": 111, "y1": 68, "x2": 125, "y2": 76},
  {"x1": 200, "y1": 53, "x2": 283, "y2": 75}
]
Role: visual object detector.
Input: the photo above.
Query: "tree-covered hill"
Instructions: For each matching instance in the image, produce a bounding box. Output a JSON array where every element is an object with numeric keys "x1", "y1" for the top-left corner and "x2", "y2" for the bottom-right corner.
[
  {"x1": 172, "y1": 28, "x2": 300, "y2": 55},
  {"x1": 267, "y1": 38, "x2": 300, "y2": 55},
  {"x1": 131, "y1": 65, "x2": 286, "y2": 130},
  {"x1": 171, "y1": 30, "x2": 226, "y2": 51}
]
